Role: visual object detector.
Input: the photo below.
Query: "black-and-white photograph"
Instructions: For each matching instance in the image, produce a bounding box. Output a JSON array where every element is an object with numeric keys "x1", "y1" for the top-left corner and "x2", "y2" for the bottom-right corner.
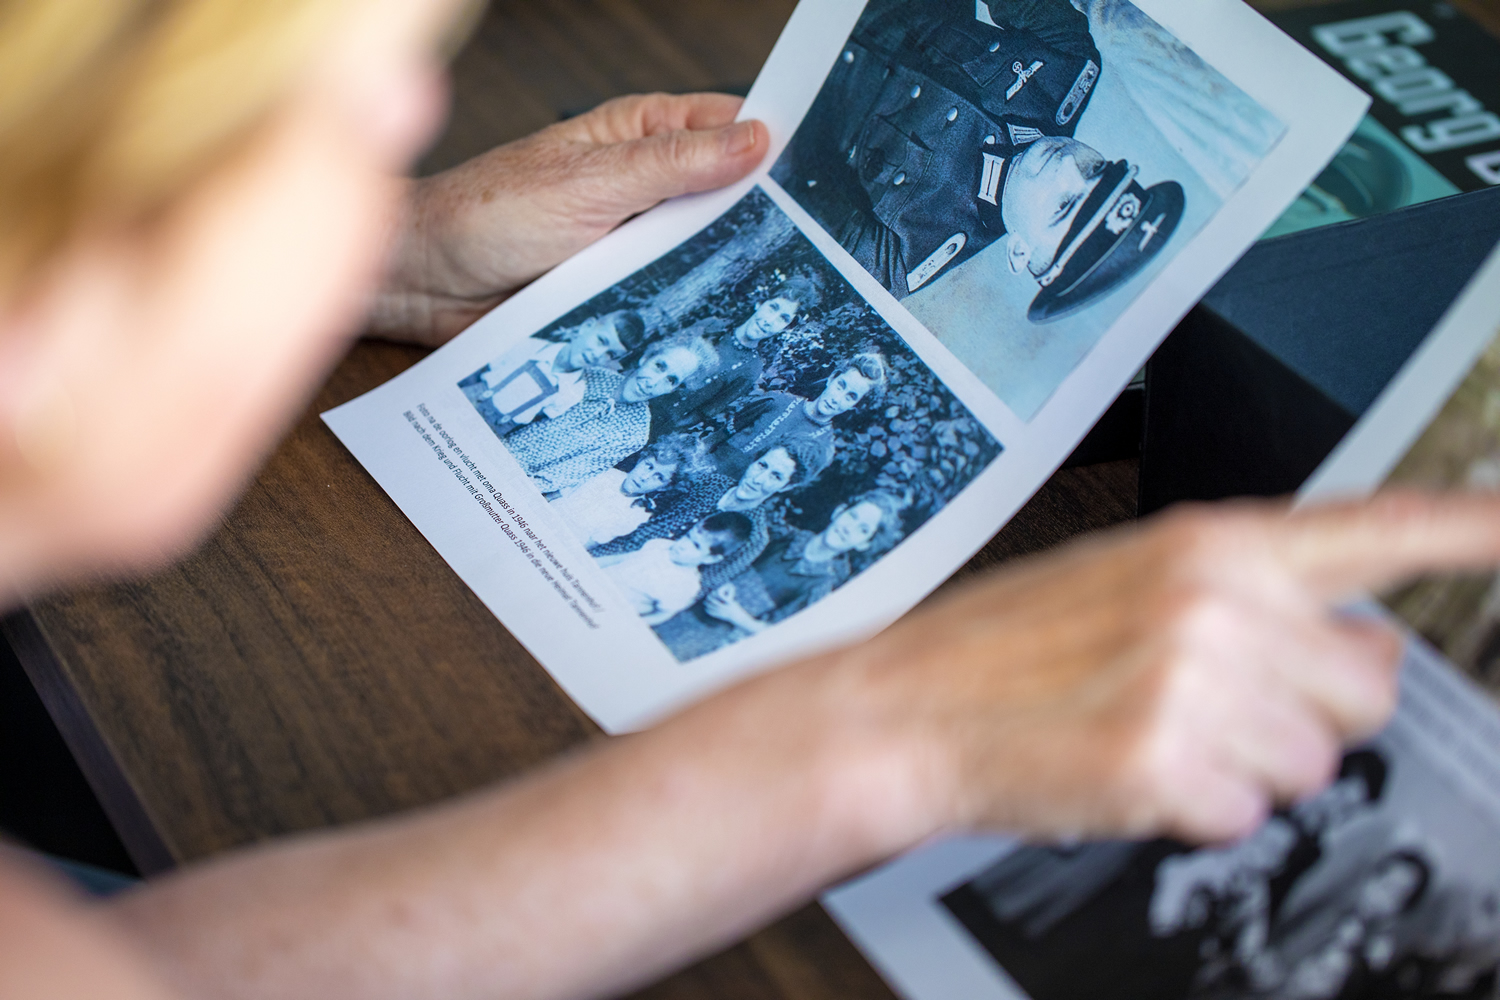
[
  {"x1": 457, "y1": 187, "x2": 1003, "y2": 662},
  {"x1": 942, "y1": 749, "x2": 1500, "y2": 1000},
  {"x1": 769, "y1": 0, "x2": 1286, "y2": 419}
]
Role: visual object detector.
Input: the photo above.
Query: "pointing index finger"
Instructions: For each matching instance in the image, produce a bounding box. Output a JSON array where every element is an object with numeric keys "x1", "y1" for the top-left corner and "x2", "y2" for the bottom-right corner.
[{"x1": 1274, "y1": 490, "x2": 1500, "y2": 598}]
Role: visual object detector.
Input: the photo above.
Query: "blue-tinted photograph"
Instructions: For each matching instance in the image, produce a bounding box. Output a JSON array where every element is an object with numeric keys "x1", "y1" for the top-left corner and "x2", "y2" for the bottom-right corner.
[
  {"x1": 459, "y1": 187, "x2": 1003, "y2": 661},
  {"x1": 770, "y1": 0, "x2": 1286, "y2": 419}
]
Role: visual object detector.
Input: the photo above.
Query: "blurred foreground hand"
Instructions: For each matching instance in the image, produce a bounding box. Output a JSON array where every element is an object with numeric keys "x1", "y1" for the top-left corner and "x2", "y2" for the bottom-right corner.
[
  {"x1": 838, "y1": 492, "x2": 1500, "y2": 846},
  {"x1": 371, "y1": 92, "x2": 767, "y2": 346}
]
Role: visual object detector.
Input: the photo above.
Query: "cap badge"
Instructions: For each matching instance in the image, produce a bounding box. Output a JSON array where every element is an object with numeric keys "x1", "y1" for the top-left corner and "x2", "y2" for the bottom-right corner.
[{"x1": 1104, "y1": 192, "x2": 1142, "y2": 235}]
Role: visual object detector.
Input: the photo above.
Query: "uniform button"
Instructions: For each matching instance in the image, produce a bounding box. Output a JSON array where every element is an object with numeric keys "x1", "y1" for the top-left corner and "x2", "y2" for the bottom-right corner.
[
  {"x1": 984, "y1": 134, "x2": 996, "y2": 145},
  {"x1": 910, "y1": 84, "x2": 921, "y2": 99},
  {"x1": 893, "y1": 172, "x2": 907, "y2": 185},
  {"x1": 989, "y1": 41, "x2": 1000, "y2": 53},
  {"x1": 947, "y1": 107, "x2": 959, "y2": 122},
  {"x1": 843, "y1": 50, "x2": 854, "y2": 63}
]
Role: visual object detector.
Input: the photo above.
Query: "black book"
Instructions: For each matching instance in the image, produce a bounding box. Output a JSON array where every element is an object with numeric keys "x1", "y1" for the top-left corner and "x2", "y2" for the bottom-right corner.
[{"x1": 1140, "y1": 186, "x2": 1500, "y2": 513}]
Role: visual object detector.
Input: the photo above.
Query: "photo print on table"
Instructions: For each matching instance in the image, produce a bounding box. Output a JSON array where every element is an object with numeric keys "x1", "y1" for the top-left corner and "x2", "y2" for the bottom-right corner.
[
  {"x1": 941, "y1": 745, "x2": 1500, "y2": 1000},
  {"x1": 769, "y1": 0, "x2": 1287, "y2": 420},
  {"x1": 1378, "y1": 320, "x2": 1500, "y2": 702},
  {"x1": 457, "y1": 187, "x2": 1004, "y2": 663}
]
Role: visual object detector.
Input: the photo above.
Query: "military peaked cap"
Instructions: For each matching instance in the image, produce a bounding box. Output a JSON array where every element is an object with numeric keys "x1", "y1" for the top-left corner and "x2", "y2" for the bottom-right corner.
[{"x1": 1028, "y1": 159, "x2": 1185, "y2": 322}]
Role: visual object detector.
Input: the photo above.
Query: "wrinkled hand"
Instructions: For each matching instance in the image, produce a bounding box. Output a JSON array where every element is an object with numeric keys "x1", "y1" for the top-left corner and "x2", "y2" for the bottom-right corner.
[
  {"x1": 371, "y1": 93, "x2": 768, "y2": 346},
  {"x1": 839, "y1": 493, "x2": 1500, "y2": 845}
]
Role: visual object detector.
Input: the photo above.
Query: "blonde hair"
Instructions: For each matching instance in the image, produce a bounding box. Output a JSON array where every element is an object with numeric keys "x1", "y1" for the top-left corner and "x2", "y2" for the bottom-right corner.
[{"x1": 0, "y1": 0, "x2": 353, "y2": 295}]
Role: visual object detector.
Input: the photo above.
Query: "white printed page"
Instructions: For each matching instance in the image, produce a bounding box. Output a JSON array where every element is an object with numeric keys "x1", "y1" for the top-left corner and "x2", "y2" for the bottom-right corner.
[{"x1": 325, "y1": 0, "x2": 1366, "y2": 733}]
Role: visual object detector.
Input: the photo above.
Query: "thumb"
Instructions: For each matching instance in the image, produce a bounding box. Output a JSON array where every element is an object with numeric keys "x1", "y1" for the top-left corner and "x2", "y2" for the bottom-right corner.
[{"x1": 589, "y1": 119, "x2": 769, "y2": 211}]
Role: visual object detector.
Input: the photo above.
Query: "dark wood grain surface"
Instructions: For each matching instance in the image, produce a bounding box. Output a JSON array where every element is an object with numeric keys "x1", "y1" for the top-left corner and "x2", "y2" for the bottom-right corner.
[{"x1": 11, "y1": 0, "x2": 1495, "y2": 997}]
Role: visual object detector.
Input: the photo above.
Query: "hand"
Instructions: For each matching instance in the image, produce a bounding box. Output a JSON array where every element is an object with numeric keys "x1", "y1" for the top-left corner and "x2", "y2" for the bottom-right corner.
[
  {"x1": 371, "y1": 93, "x2": 769, "y2": 346},
  {"x1": 702, "y1": 583, "x2": 735, "y2": 617},
  {"x1": 703, "y1": 583, "x2": 755, "y2": 630},
  {"x1": 835, "y1": 492, "x2": 1500, "y2": 845}
]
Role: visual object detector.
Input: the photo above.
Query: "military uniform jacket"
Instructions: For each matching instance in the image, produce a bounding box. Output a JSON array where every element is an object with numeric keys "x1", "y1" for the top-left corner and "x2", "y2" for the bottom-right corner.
[{"x1": 773, "y1": 0, "x2": 1101, "y2": 297}]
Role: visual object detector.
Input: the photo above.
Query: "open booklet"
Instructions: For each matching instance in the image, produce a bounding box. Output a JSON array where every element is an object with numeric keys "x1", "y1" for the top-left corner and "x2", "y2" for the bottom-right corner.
[
  {"x1": 325, "y1": 0, "x2": 1365, "y2": 733},
  {"x1": 824, "y1": 242, "x2": 1500, "y2": 1000}
]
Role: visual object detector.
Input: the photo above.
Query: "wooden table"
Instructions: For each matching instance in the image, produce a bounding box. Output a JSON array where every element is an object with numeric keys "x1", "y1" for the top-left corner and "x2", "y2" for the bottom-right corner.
[{"x1": 7, "y1": 0, "x2": 1492, "y2": 996}]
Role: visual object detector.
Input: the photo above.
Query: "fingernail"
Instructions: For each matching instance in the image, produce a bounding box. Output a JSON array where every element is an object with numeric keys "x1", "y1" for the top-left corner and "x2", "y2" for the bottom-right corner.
[{"x1": 722, "y1": 121, "x2": 758, "y2": 156}]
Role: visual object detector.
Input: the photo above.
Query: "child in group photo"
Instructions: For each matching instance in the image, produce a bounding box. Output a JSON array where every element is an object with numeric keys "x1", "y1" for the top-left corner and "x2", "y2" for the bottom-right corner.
[
  {"x1": 649, "y1": 275, "x2": 823, "y2": 437},
  {"x1": 548, "y1": 434, "x2": 716, "y2": 549},
  {"x1": 702, "y1": 489, "x2": 908, "y2": 637},
  {"x1": 458, "y1": 310, "x2": 648, "y2": 436},
  {"x1": 595, "y1": 513, "x2": 755, "y2": 626},
  {"x1": 503, "y1": 331, "x2": 719, "y2": 495},
  {"x1": 708, "y1": 350, "x2": 887, "y2": 480}
]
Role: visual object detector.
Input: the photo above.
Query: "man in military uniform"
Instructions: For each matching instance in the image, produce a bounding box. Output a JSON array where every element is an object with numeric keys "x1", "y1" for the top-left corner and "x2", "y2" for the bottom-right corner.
[{"x1": 772, "y1": 0, "x2": 1185, "y2": 322}]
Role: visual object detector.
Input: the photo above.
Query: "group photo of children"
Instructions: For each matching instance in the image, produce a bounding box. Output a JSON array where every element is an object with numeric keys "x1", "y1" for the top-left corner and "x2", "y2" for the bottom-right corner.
[
  {"x1": 943, "y1": 747, "x2": 1500, "y2": 1000},
  {"x1": 458, "y1": 188, "x2": 1003, "y2": 662}
]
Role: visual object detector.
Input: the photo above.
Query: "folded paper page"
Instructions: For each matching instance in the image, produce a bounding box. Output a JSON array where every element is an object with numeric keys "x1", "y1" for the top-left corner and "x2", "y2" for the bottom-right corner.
[{"x1": 325, "y1": 0, "x2": 1366, "y2": 732}]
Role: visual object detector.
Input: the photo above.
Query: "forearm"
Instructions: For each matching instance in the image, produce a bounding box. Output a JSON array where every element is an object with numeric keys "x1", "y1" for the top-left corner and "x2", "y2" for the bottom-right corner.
[
  {"x1": 104, "y1": 650, "x2": 939, "y2": 1000},
  {"x1": 95, "y1": 493, "x2": 1487, "y2": 1000}
]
